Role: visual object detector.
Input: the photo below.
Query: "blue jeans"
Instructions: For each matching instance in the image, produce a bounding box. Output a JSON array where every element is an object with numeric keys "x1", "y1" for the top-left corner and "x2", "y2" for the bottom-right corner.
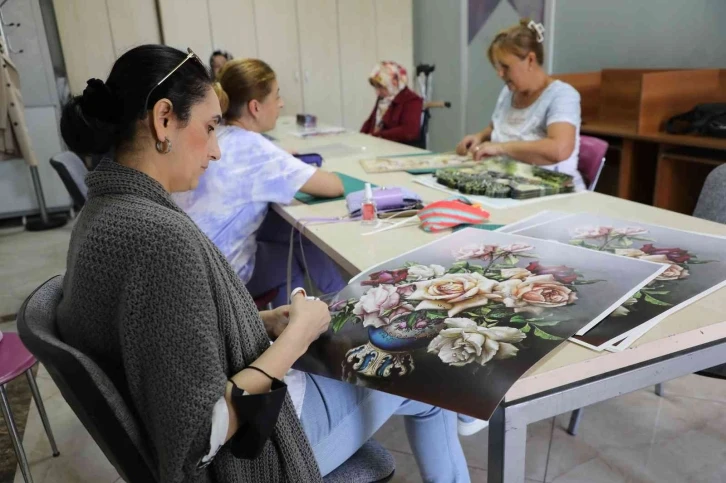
[
  {"x1": 300, "y1": 374, "x2": 470, "y2": 482},
  {"x1": 247, "y1": 211, "x2": 346, "y2": 307}
]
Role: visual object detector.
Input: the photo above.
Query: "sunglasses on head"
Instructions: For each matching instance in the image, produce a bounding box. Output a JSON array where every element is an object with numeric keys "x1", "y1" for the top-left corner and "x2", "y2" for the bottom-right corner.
[{"x1": 142, "y1": 48, "x2": 205, "y2": 115}]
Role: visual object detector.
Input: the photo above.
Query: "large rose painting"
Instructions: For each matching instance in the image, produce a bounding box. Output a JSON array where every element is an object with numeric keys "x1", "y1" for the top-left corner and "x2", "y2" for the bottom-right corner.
[
  {"x1": 295, "y1": 228, "x2": 664, "y2": 420},
  {"x1": 511, "y1": 213, "x2": 726, "y2": 351}
]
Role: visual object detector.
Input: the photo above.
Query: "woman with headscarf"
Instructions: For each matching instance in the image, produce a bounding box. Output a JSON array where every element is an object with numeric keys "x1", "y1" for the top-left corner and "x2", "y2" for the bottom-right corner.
[{"x1": 361, "y1": 61, "x2": 423, "y2": 146}]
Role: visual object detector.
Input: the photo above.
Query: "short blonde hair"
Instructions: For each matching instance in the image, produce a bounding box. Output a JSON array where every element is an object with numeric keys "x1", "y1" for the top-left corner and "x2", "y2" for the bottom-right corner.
[
  {"x1": 213, "y1": 58, "x2": 276, "y2": 121},
  {"x1": 487, "y1": 18, "x2": 544, "y2": 66}
]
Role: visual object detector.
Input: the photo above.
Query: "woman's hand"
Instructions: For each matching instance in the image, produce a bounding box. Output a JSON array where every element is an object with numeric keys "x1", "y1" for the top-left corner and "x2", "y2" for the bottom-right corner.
[
  {"x1": 456, "y1": 134, "x2": 481, "y2": 155},
  {"x1": 281, "y1": 293, "x2": 331, "y2": 350},
  {"x1": 260, "y1": 305, "x2": 291, "y2": 340},
  {"x1": 471, "y1": 142, "x2": 505, "y2": 161}
]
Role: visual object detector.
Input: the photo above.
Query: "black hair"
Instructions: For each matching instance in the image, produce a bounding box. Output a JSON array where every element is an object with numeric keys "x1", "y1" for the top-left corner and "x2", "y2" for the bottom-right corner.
[
  {"x1": 210, "y1": 49, "x2": 233, "y2": 66},
  {"x1": 60, "y1": 44, "x2": 212, "y2": 155}
]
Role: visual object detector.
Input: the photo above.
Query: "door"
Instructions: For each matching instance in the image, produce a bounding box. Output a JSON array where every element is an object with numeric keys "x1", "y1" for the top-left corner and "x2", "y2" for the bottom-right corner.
[
  {"x1": 254, "y1": 0, "x2": 304, "y2": 116},
  {"x1": 297, "y1": 0, "x2": 342, "y2": 125},
  {"x1": 337, "y1": 0, "x2": 378, "y2": 130}
]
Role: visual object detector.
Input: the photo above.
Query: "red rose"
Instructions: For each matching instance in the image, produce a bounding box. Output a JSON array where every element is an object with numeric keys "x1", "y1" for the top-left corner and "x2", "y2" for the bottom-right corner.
[
  {"x1": 361, "y1": 269, "x2": 409, "y2": 286},
  {"x1": 640, "y1": 244, "x2": 691, "y2": 264},
  {"x1": 525, "y1": 261, "x2": 578, "y2": 284}
]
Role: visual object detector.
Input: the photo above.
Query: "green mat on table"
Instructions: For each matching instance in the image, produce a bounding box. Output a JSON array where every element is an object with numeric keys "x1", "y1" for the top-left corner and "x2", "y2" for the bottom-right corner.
[
  {"x1": 454, "y1": 223, "x2": 505, "y2": 232},
  {"x1": 294, "y1": 172, "x2": 376, "y2": 204}
]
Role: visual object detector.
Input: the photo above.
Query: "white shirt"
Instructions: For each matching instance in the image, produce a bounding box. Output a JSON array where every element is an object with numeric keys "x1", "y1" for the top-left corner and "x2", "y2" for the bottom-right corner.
[{"x1": 491, "y1": 80, "x2": 585, "y2": 191}]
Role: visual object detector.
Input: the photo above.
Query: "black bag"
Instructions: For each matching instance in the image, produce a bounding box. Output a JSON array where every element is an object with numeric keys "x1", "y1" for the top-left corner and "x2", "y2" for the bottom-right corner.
[{"x1": 665, "y1": 103, "x2": 726, "y2": 138}]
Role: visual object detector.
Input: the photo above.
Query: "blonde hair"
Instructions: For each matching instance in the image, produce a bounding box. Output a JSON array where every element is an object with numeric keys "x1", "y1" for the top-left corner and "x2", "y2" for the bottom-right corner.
[
  {"x1": 487, "y1": 18, "x2": 544, "y2": 66},
  {"x1": 213, "y1": 58, "x2": 276, "y2": 121}
]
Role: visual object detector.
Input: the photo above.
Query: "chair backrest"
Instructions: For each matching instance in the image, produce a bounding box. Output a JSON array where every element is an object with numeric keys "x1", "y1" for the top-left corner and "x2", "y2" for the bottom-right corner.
[
  {"x1": 694, "y1": 163, "x2": 726, "y2": 223},
  {"x1": 16, "y1": 276, "x2": 158, "y2": 483},
  {"x1": 49, "y1": 152, "x2": 88, "y2": 209},
  {"x1": 578, "y1": 135, "x2": 609, "y2": 191}
]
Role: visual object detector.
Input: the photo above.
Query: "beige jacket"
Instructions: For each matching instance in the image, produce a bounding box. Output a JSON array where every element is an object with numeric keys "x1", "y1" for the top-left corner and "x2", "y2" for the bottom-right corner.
[{"x1": 0, "y1": 37, "x2": 38, "y2": 166}]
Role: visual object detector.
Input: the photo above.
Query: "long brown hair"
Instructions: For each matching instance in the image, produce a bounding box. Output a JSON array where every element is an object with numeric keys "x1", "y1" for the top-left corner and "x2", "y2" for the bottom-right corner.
[
  {"x1": 213, "y1": 58, "x2": 276, "y2": 121},
  {"x1": 487, "y1": 18, "x2": 544, "y2": 66}
]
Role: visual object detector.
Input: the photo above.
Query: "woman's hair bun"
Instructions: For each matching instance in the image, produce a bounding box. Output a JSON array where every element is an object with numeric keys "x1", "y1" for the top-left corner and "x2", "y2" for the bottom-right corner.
[
  {"x1": 60, "y1": 78, "x2": 123, "y2": 155},
  {"x1": 213, "y1": 81, "x2": 229, "y2": 115}
]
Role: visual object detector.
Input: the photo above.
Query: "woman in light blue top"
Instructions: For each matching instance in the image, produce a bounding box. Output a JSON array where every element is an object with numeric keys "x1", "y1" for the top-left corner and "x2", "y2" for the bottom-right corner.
[
  {"x1": 457, "y1": 18, "x2": 585, "y2": 191},
  {"x1": 173, "y1": 58, "x2": 346, "y2": 306}
]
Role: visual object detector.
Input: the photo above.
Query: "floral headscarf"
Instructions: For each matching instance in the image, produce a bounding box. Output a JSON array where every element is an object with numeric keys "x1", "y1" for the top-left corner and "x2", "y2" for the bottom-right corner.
[{"x1": 369, "y1": 61, "x2": 409, "y2": 129}]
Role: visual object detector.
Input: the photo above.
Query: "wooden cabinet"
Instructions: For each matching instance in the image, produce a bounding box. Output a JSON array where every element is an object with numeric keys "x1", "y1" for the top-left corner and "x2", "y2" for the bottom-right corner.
[
  {"x1": 337, "y1": 0, "x2": 378, "y2": 130},
  {"x1": 297, "y1": 0, "x2": 342, "y2": 125},
  {"x1": 254, "y1": 0, "x2": 304, "y2": 116}
]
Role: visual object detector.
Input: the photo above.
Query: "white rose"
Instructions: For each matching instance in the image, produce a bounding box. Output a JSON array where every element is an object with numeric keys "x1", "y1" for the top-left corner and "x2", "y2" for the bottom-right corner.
[
  {"x1": 615, "y1": 248, "x2": 646, "y2": 258},
  {"x1": 406, "y1": 264, "x2": 446, "y2": 281},
  {"x1": 427, "y1": 318, "x2": 526, "y2": 367},
  {"x1": 407, "y1": 272, "x2": 500, "y2": 317},
  {"x1": 612, "y1": 296, "x2": 637, "y2": 317},
  {"x1": 501, "y1": 267, "x2": 532, "y2": 280}
]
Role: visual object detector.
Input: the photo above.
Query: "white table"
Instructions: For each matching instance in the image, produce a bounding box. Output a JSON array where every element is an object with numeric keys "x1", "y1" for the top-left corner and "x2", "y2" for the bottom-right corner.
[{"x1": 267, "y1": 118, "x2": 726, "y2": 482}]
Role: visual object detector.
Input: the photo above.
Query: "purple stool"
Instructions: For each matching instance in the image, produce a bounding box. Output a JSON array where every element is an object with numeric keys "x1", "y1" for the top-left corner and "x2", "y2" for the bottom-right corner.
[{"x1": 0, "y1": 332, "x2": 59, "y2": 483}]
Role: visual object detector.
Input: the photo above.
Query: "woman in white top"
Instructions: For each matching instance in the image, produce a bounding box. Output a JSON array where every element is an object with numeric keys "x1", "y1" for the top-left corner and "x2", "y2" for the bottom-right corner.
[{"x1": 457, "y1": 18, "x2": 585, "y2": 191}]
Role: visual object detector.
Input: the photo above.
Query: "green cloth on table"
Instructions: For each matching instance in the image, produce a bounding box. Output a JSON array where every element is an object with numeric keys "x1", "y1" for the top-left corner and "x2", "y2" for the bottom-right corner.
[{"x1": 294, "y1": 172, "x2": 375, "y2": 204}]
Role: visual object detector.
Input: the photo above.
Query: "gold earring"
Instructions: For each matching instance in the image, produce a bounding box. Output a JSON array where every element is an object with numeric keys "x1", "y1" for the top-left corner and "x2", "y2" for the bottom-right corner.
[{"x1": 155, "y1": 137, "x2": 172, "y2": 154}]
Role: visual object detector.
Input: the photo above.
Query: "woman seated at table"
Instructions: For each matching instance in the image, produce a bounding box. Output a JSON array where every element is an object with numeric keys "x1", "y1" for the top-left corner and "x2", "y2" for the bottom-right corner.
[
  {"x1": 174, "y1": 58, "x2": 346, "y2": 307},
  {"x1": 457, "y1": 19, "x2": 585, "y2": 191},
  {"x1": 361, "y1": 61, "x2": 423, "y2": 146},
  {"x1": 210, "y1": 49, "x2": 232, "y2": 77},
  {"x1": 58, "y1": 44, "x2": 470, "y2": 482}
]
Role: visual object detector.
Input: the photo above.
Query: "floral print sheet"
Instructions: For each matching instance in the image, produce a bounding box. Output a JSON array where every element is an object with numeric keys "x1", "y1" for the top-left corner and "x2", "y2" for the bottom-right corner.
[
  {"x1": 294, "y1": 228, "x2": 664, "y2": 420},
  {"x1": 511, "y1": 213, "x2": 726, "y2": 351}
]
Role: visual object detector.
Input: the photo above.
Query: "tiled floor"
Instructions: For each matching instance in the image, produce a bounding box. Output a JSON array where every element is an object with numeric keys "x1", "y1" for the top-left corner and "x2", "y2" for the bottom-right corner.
[{"x1": 5, "y1": 223, "x2": 726, "y2": 482}]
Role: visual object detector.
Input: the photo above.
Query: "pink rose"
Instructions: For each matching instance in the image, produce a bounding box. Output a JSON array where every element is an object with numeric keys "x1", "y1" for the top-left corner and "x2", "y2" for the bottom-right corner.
[
  {"x1": 361, "y1": 269, "x2": 409, "y2": 286},
  {"x1": 499, "y1": 243, "x2": 534, "y2": 254},
  {"x1": 658, "y1": 264, "x2": 689, "y2": 281},
  {"x1": 454, "y1": 244, "x2": 498, "y2": 261},
  {"x1": 572, "y1": 226, "x2": 612, "y2": 239},
  {"x1": 353, "y1": 285, "x2": 414, "y2": 328},
  {"x1": 496, "y1": 275, "x2": 577, "y2": 314},
  {"x1": 611, "y1": 227, "x2": 648, "y2": 237}
]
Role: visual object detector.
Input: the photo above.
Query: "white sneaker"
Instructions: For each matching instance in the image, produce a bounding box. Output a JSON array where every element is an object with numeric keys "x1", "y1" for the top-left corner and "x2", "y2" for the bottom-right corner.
[{"x1": 457, "y1": 415, "x2": 489, "y2": 436}]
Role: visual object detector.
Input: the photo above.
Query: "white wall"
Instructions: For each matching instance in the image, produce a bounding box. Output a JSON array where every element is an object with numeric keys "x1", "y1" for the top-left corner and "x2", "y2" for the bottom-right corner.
[
  {"x1": 413, "y1": 0, "x2": 466, "y2": 152},
  {"x1": 552, "y1": 0, "x2": 726, "y2": 73}
]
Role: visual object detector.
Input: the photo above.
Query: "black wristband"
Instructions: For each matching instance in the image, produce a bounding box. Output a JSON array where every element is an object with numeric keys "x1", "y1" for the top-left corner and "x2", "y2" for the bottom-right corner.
[{"x1": 226, "y1": 377, "x2": 288, "y2": 460}]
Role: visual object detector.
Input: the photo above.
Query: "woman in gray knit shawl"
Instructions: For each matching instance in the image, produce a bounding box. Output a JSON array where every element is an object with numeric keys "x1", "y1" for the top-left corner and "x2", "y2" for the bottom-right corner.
[{"x1": 56, "y1": 45, "x2": 470, "y2": 483}]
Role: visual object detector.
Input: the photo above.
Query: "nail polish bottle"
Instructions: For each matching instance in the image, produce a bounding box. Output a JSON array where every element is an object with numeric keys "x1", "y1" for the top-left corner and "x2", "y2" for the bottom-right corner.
[{"x1": 361, "y1": 182, "x2": 377, "y2": 225}]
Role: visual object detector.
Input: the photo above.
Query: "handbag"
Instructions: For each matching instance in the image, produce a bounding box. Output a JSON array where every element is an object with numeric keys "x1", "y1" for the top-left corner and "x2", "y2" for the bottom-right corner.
[
  {"x1": 665, "y1": 103, "x2": 726, "y2": 138},
  {"x1": 345, "y1": 186, "x2": 423, "y2": 217},
  {"x1": 293, "y1": 153, "x2": 323, "y2": 167}
]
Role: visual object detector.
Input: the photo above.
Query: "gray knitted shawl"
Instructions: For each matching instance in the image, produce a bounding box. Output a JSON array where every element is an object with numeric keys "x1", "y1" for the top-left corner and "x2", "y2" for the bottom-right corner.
[{"x1": 56, "y1": 160, "x2": 322, "y2": 482}]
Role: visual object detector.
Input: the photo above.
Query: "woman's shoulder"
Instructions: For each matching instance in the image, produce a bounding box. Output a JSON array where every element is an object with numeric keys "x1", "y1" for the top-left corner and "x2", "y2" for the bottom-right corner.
[
  {"x1": 547, "y1": 80, "x2": 580, "y2": 101},
  {"x1": 395, "y1": 86, "x2": 423, "y2": 103},
  {"x1": 219, "y1": 125, "x2": 283, "y2": 158}
]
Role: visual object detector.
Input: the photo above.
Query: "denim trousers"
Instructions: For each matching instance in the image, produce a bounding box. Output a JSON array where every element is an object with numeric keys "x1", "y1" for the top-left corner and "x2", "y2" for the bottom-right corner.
[{"x1": 300, "y1": 373, "x2": 471, "y2": 482}]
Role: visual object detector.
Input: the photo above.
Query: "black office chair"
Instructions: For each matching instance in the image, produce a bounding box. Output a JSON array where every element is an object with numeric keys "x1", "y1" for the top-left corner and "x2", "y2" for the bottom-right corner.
[
  {"x1": 17, "y1": 276, "x2": 158, "y2": 483},
  {"x1": 49, "y1": 152, "x2": 88, "y2": 210},
  {"x1": 17, "y1": 276, "x2": 395, "y2": 483}
]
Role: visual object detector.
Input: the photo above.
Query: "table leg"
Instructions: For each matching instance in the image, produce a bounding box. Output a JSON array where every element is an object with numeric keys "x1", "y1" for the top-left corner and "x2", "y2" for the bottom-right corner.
[
  {"x1": 488, "y1": 405, "x2": 527, "y2": 483},
  {"x1": 617, "y1": 139, "x2": 636, "y2": 200}
]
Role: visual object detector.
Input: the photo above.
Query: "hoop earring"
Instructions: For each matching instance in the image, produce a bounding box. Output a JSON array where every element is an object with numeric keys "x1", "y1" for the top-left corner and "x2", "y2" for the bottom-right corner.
[{"x1": 155, "y1": 137, "x2": 172, "y2": 154}]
